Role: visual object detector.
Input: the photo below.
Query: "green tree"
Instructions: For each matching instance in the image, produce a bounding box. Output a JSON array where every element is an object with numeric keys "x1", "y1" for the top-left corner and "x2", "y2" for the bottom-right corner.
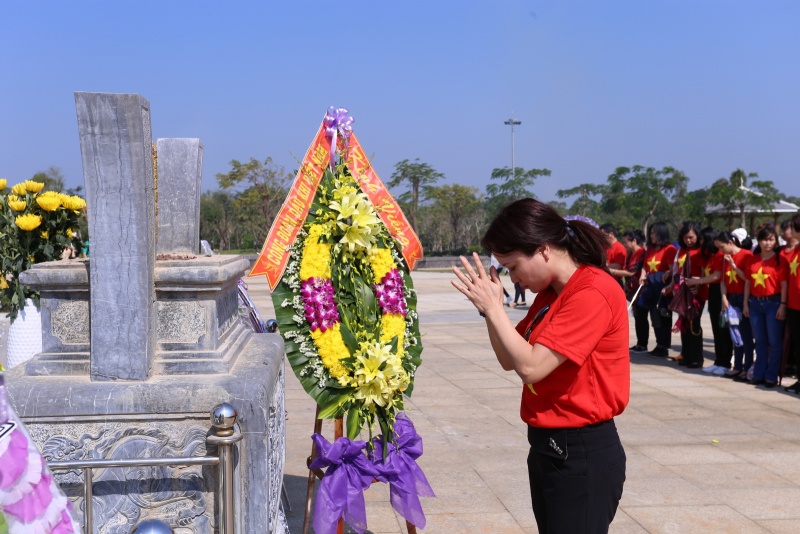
[
  {"x1": 556, "y1": 166, "x2": 690, "y2": 234},
  {"x1": 485, "y1": 166, "x2": 551, "y2": 219},
  {"x1": 200, "y1": 191, "x2": 236, "y2": 251},
  {"x1": 424, "y1": 184, "x2": 484, "y2": 251},
  {"x1": 555, "y1": 183, "x2": 606, "y2": 221},
  {"x1": 215, "y1": 157, "x2": 291, "y2": 248},
  {"x1": 387, "y1": 159, "x2": 444, "y2": 233},
  {"x1": 707, "y1": 169, "x2": 781, "y2": 230}
]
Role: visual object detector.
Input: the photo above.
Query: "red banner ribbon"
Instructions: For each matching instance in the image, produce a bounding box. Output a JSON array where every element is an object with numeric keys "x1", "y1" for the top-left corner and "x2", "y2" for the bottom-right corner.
[{"x1": 250, "y1": 117, "x2": 423, "y2": 290}]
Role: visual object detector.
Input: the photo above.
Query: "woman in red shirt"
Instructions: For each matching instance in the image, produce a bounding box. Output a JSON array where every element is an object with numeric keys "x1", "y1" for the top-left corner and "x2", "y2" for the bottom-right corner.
[
  {"x1": 672, "y1": 221, "x2": 706, "y2": 368},
  {"x1": 632, "y1": 222, "x2": 677, "y2": 357},
  {"x1": 782, "y1": 214, "x2": 800, "y2": 392},
  {"x1": 452, "y1": 199, "x2": 628, "y2": 533},
  {"x1": 743, "y1": 224, "x2": 789, "y2": 387},
  {"x1": 609, "y1": 229, "x2": 645, "y2": 302},
  {"x1": 713, "y1": 231, "x2": 754, "y2": 380}
]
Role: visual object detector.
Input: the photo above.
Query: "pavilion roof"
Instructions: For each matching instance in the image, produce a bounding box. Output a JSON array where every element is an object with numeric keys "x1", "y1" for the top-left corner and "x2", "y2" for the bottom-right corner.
[{"x1": 705, "y1": 184, "x2": 799, "y2": 215}]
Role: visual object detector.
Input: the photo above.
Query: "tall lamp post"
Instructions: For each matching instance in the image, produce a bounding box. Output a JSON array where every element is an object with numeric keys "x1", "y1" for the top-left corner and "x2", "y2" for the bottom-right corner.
[{"x1": 504, "y1": 118, "x2": 521, "y2": 179}]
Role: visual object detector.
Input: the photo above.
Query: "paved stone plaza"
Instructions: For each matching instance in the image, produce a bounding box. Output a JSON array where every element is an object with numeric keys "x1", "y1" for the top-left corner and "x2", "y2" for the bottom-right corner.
[{"x1": 246, "y1": 270, "x2": 800, "y2": 533}]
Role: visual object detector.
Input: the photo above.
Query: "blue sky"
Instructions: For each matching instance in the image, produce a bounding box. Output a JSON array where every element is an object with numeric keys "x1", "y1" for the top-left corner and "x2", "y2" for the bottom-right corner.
[{"x1": 1, "y1": 1, "x2": 798, "y2": 204}]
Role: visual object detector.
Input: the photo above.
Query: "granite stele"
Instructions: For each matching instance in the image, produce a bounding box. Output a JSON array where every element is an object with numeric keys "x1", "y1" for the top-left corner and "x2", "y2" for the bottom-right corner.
[{"x1": 6, "y1": 93, "x2": 287, "y2": 533}]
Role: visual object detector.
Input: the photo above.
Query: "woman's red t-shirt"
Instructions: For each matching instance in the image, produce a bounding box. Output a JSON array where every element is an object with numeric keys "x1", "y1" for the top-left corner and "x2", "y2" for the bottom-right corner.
[
  {"x1": 785, "y1": 249, "x2": 800, "y2": 310},
  {"x1": 606, "y1": 240, "x2": 627, "y2": 270},
  {"x1": 514, "y1": 266, "x2": 630, "y2": 429},
  {"x1": 676, "y1": 247, "x2": 707, "y2": 301},
  {"x1": 644, "y1": 244, "x2": 677, "y2": 274},
  {"x1": 743, "y1": 253, "x2": 789, "y2": 297},
  {"x1": 723, "y1": 249, "x2": 752, "y2": 295}
]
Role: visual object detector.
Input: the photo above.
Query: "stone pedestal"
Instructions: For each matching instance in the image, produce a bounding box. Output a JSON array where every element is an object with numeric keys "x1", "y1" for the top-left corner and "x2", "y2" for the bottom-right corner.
[{"x1": 7, "y1": 335, "x2": 286, "y2": 533}]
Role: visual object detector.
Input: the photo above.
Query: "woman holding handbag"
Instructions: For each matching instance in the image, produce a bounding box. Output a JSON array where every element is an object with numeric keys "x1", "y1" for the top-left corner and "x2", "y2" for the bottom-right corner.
[
  {"x1": 714, "y1": 231, "x2": 754, "y2": 380},
  {"x1": 671, "y1": 221, "x2": 705, "y2": 368}
]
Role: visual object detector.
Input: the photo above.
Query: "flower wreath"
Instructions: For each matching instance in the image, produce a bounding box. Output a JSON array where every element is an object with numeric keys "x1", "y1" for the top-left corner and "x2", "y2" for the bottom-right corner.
[{"x1": 270, "y1": 164, "x2": 423, "y2": 441}]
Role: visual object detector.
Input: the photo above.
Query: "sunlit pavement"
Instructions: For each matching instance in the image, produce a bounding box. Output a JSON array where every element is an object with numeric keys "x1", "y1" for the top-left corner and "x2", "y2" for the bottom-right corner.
[{"x1": 244, "y1": 271, "x2": 800, "y2": 533}]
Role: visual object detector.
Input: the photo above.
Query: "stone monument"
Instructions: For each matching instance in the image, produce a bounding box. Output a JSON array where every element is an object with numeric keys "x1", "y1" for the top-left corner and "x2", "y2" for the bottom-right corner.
[{"x1": 6, "y1": 93, "x2": 287, "y2": 533}]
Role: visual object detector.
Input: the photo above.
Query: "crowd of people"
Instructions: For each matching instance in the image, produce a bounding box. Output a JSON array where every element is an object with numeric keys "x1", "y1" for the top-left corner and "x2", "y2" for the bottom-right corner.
[{"x1": 603, "y1": 215, "x2": 800, "y2": 390}]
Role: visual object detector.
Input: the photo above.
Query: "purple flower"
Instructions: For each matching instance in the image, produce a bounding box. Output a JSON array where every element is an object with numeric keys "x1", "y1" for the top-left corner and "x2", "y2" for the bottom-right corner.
[
  {"x1": 373, "y1": 269, "x2": 408, "y2": 316},
  {"x1": 301, "y1": 277, "x2": 340, "y2": 331}
]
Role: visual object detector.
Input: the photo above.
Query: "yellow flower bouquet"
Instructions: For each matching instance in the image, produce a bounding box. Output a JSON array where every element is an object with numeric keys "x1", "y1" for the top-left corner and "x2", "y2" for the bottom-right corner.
[{"x1": 0, "y1": 178, "x2": 86, "y2": 321}]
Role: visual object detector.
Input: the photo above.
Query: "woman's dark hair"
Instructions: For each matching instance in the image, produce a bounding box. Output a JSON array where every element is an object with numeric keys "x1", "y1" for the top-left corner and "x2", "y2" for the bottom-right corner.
[
  {"x1": 621, "y1": 229, "x2": 645, "y2": 246},
  {"x1": 755, "y1": 224, "x2": 780, "y2": 263},
  {"x1": 781, "y1": 219, "x2": 792, "y2": 232},
  {"x1": 648, "y1": 222, "x2": 670, "y2": 249},
  {"x1": 481, "y1": 198, "x2": 608, "y2": 269},
  {"x1": 714, "y1": 230, "x2": 741, "y2": 248},
  {"x1": 677, "y1": 221, "x2": 702, "y2": 250},
  {"x1": 756, "y1": 224, "x2": 778, "y2": 242},
  {"x1": 699, "y1": 226, "x2": 718, "y2": 258},
  {"x1": 792, "y1": 213, "x2": 800, "y2": 233}
]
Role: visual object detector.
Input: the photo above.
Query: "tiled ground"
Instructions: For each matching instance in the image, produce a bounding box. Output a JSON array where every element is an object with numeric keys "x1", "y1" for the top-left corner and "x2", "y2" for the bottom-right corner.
[{"x1": 245, "y1": 271, "x2": 800, "y2": 533}]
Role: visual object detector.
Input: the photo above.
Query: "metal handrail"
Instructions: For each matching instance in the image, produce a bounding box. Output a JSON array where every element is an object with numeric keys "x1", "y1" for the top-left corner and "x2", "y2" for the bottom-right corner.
[{"x1": 48, "y1": 403, "x2": 242, "y2": 534}]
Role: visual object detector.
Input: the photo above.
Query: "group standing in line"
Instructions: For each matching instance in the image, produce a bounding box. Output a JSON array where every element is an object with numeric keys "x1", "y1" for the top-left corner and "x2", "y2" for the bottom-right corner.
[{"x1": 612, "y1": 214, "x2": 800, "y2": 390}]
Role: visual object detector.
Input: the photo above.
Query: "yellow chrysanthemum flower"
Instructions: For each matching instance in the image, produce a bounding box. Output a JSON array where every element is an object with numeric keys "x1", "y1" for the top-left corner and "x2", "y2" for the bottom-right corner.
[
  {"x1": 67, "y1": 228, "x2": 75, "y2": 239},
  {"x1": 370, "y1": 248, "x2": 396, "y2": 283},
  {"x1": 11, "y1": 183, "x2": 27, "y2": 196},
  {"x1": 0, "y1": 178, "x2": 7, "y2": 190},
  {"x1": 58, "y1": 193, "x2": 70, "y2": 205},
  {"x1": 8, "y1": 198, "x2": 27, "y2": 211},
  {"x1": 40, "y1": 230, "x2": 49, "y2": 239},
  {"x1": 299, "y1": 225, "x2": 332, "y2": 280},
  {"x1": 380, "y1": 313, "x2": 406, "y2": 358},
  {"x1": 16, "y1": 213, "x2": 43, "y2": 231},
  {"x1": 23, "y1": 180, "x2": 45, "y2": 193},
  {"x1": 310, "y1": 324, "x2": 350, "y2": 379},
  {"x1": 36, "y1": 191, "x2": 62, "y2": 211},
  {"x1": 300, "y1": 243, "x2": 332, "y2": 280},
  {"x1": 64, "y1": 195, "x2": 87, "y2": 211},
  {"x1": 0, "y1": 275, "x2": 8, "y2": 289}
]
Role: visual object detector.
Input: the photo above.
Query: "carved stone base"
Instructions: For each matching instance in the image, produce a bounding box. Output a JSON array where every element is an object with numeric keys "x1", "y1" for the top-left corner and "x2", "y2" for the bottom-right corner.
[{"x1": 7, "y1": 334, "x2": 286, "y2": 533}]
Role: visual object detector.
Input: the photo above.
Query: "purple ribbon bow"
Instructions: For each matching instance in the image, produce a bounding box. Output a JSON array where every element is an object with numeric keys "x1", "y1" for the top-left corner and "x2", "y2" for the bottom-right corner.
[
  {"x1": 309, "y1": 434, "x2": 383, "y2": 534},
  {"x1": 371, "y1": 413, "x2": 435, "y2": 528},
  {"x1": 323, "y1": 106, "x2": 354, "y2": 168}
]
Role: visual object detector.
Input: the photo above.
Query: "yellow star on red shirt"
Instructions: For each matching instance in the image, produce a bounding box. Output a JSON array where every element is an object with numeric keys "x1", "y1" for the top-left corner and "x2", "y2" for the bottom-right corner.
[
  {"x1": 727, "y1": 269, "x2": 739, "y2": 284},
  {"x1": 790, "y1": 256, "x2": 799, "y2": 277},
  {"x1": 751, "y1": 267, "x2": 770, "y2": 289},
  {"x1": 647, "y1": 257, "x2": 660, "y2": 272},
  {"x1": 677, "y1": 254, "x2": 686, "y2": 269},
  {"x1": 704, "y1": 265, "x2": 712, "y2": 276}
]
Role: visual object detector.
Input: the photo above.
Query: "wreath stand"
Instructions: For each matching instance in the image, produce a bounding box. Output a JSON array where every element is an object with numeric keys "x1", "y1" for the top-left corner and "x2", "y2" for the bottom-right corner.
[{"x1": 302, "y1": 405, "x2": 418, "y2": 534}]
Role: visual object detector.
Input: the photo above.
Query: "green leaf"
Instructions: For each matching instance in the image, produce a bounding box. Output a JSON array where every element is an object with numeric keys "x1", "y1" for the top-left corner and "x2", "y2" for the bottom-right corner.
[
  {"x1": 346, "y1": 405, "x2": 362, "y2": 440},
  {"x1": 338, "y1": 321, "x2": 359, "y2": 353}
]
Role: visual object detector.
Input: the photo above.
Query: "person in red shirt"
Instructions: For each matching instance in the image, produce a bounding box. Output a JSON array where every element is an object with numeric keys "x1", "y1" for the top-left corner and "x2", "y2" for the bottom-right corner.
[
  {"x1": 782, "y1": 214, "x2": 800, "y2": 392},
  {"x1": 632, "y1": 222, "x2": 677, "y2": 357},
  {"x1": 601, "y1": 223, "x2": 627, "y2": 287},
  {"x1": 743, "y1": 224, "x2": 789, "y2": 387},
  {"x1": 452, "y1": 199, "x2": 628, "y2": 534},
  {"x1": 609, "y1": 229, "x2": 645, "y2": 302},
  {"x1": 671, "y1": 221, "x2": 707, "y2": 368},
  {"x1": 714, "y1": 230, "x2": 754, "y2": 379},
  {"x1": 685, "y1": 227, "x2": 725, "y2": 372}
]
